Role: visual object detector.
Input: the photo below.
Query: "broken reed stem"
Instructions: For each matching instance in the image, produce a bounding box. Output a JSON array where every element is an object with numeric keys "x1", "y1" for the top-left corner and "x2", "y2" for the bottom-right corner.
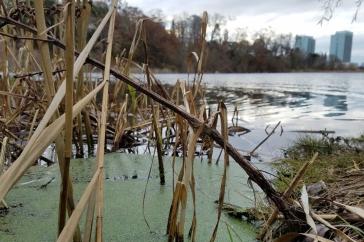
[
  {"x1": 33, "y1": 0, "x2": 56, "y2": 101},
  {"x1": 58, "y1": 0, "x2": 75, "y2": 235},
  {"x1": 250, "y1": 121, "x2": 281, "y2": 156},
  {"x1": 75, "y1": 0, "x2": 92, "y2": 158},
  {"x1": 0, "y1": 136, "x2": 8, "y2": 172},
  {"x1": 210, "y1": 102, "x2": 228, "y2": 242},
  {"x1": 57, "y1": 169, "x2": 101, "y2": 242},
  {"x1": 146, "y1": 66, "x2": 165, "y2": 185},
  {"x1": 152, "y1": 104, "x2": 165, "y2": 185},
  {"x1": 141, "y1": 24, "x2": 166, "y2": 185},
  {"x1": 258, "y1": 152, "x2": 318, "y2": 239},
  {"x1": 95, "y1": 2, "x2": 117, "y2": 240},
  {"x1": 0, "y1": 136, "x2": 7, "y2": 209},
  {"x1": 83, "y1": 191, "x2": 96, "y2": 242},
  {"x1": 27, "y1": 108, "x2": 39, "y2": 141},
  {"x1": 177, "y1": 125, "x2": 204, "y2": 240}
]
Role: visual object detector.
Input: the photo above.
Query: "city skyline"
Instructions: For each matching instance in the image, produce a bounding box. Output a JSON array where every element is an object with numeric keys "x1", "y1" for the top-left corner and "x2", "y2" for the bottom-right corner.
[{"x1": 293, "y1": 31, "x2": 355, "y2": 63}]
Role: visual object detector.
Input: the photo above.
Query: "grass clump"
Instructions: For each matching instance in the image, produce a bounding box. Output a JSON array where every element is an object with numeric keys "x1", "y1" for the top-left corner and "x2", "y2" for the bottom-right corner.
[{"x1": 274, "y1": 135, "x2": 364, "y2": 192}]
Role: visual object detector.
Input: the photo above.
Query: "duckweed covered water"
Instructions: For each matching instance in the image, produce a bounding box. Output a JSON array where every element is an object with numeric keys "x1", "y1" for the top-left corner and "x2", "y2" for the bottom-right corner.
[{"x1": 0, "y1": 153, "x2": 261, "y2": 241}]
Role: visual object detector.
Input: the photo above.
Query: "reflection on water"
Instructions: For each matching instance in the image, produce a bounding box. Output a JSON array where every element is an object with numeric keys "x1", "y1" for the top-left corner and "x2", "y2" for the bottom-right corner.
[
  {"x1": 205, "y1": 87, "x2": 350, "y2": 119},
  {"x1": 155, "y1": 73, "x2": 364, "y2": 160},
  {"x1": 155, "y1": 72, "x2": 364, "y2": 133},
  {"x1": 323, "y1": 95, "x2": 347, "y2": 114}
]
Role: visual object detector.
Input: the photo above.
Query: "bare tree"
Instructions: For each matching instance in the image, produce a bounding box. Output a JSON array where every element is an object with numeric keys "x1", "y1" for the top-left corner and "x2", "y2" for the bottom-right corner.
[{"x1": 319, "y1": 0, "x2": 363, "y2": 23}]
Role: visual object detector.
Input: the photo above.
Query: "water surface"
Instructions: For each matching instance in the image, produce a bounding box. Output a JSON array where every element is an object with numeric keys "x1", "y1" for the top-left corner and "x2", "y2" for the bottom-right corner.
[{"x1": 155, "y1": 72, "x2": 364, "y2": 160}]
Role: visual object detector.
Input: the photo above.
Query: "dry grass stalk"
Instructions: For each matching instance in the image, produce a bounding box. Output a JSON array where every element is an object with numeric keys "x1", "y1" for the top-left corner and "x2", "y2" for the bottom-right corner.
[
  {"x1": 139, "y1": 22, "x2": 166, "y2": 185},
  {"x1": 112, "y1": 97, "x2": 128, "y2": 150},
  {"x1": 193, "y1": 11, "x2": 208, "y2": 99},
  {"x1": 151, "y1": 102, "x2": 166, "y2": 185},
  {"x1": 206, "y1": 112, "x2": 219, "y2": 164},
  {"x1": 58, "y1": 0, "x2": 75, "y2": 235},
  {"x1": 250, "y1": 121, "x2": 281, "y2": 156},
  {"x1": 0, "y1": 136, "x2": 8, "y2": 173},
  {"x1": 27, "y1": 108, "x2": 39, "y2": 141},
  {"x1": 83, "y1": 191, "x2": 96, "y2": 242},
  {"x1": 167, "y1": 81, "x2": 202, "y2": 241},
  {"x1": 95, "y1": 1, "x2": 117, "y2": 240},
  {"x1": 146, "y1": 68, "x2": 166, "y2": 185},
  {"x1": 0, "y1": 136, "x2": 7, "y2": 209},
  {"x1": 113, "y1": 19, "x2": 145, "y2": 125},
  {"x1": 33, "y1": 0, "x2": 56, "y2": 100},
  {"x1": 0, "y1": 31, "x2": 10, "y2": 122},
  {"x1": 57, "y1": 169, "x2": 101, "y2": 242},
  {"x1": 177, "y1": 125, "x2": 204, "y2": 240},
  {"x1": 210, "y1": 102, "x2": 228, "y2": 241},
  {"x1": 75, "y1": 0, "x2": 92, "y2": 157},
  {"x1": 170, "y1": 82, "x2": 203, "y2": 240},
  {"x1": 259, "y1": 152, "x2": 319, "y2": 240}
]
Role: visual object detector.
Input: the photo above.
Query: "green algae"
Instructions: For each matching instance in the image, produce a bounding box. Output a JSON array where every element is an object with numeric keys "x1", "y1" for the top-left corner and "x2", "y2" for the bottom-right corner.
[{"x1": 0, "y1": 153, "x2": 260, "y2": 241}]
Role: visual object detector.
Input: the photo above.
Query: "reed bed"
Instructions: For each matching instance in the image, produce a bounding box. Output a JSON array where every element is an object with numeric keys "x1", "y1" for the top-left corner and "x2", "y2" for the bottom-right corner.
[{"x1": 0, "y1": 1, "x2": 363, "y2": 242}]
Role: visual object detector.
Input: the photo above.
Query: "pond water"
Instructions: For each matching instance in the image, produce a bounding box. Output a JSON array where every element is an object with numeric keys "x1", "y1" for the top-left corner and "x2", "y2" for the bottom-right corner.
[
  {"x1": 0, "y1": 153, "x2": 261, "y2": 242},
  {"x1": 155, "y1": 72, "x2": 364, "y2": 161},
  {"x1": 2, "y1": 72, "x2": 364, "y2": 241}
]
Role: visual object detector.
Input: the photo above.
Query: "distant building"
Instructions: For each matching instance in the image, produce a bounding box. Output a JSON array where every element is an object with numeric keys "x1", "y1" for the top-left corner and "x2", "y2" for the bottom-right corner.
[
  {"x1": 294, "y1": 35, "x2": 316, "y2": 54},
  {"x1": 329, "y1": 31, "x2": 353, "y2": 63}
]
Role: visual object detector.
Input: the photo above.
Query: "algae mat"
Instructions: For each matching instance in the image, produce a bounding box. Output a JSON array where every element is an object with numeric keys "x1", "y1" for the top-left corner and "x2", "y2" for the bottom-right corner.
[{"x1": 0, "y1": 153, "x2": 259, "y2": 241}]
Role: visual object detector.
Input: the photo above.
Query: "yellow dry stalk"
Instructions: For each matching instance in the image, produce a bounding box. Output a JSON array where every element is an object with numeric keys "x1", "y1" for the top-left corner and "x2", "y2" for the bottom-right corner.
[
  {"x1": 58, "y1": 0, "x2": 75, "y2": 235},
  {"x1": 259, "y1": 152, "x2": 318, "y2": 239},
  {"x1": 95, "y1": 1, "x2": 117, "y2": 240},
  {"x1": 172, "y1": 81, "x2": 204, "y2": 240},
  {"x1": 0, "y1": 136, "x2": 8, "y2": 173},
  {"x1": 34, "y1": 0, "x2": 56, "y2": 100},
  {"x1": 210, "y1": 102, "x2": 228, "y2": 242},
  {"x1": 57, "y1": 169, "x2": 101, "y2": 242},
  {"x1": 27, "y1": 109, "x2": 39, "y2": 141},
  {"x1": 82, "y1": 189, "x2": 96, "y2": 242},
  {"x1": 75, "y1": 0, "x2": 92, "y2": 156},
  {"x1": 0, "y1": 137, "x2": 8, "y2": 209}
]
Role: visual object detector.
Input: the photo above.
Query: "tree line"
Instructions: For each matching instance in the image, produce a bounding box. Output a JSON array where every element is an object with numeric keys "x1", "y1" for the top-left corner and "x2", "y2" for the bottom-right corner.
[{"x1": 53, "y1": 1, "x2": 361, "y2": 72}]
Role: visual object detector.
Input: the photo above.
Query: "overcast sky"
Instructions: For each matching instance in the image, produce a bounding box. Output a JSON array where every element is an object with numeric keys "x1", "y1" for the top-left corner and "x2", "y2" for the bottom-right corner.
[{"x1": 128, "y1": 0, "x2": 364, "y2": 63}]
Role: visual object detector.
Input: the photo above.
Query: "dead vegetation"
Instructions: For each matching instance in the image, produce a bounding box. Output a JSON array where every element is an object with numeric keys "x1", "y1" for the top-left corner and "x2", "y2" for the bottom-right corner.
[
  {"x1": 0, "y1": 1, "x2": 363, "y2": 242},
  {"x1": 242, "y1": 135, "x2": 364, "y2": 241}
]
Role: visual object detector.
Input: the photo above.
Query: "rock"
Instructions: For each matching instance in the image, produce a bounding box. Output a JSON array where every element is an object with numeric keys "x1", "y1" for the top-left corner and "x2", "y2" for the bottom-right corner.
[{"x1": 307, "y1": 180, "x2": 327, "y2": 196}]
